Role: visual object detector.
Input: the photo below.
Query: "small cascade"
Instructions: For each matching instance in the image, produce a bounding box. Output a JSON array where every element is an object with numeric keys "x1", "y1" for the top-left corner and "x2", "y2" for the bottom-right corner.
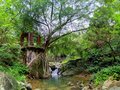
[{"x1": 51, "y1": 68, "x2": 59, "y2": 78}]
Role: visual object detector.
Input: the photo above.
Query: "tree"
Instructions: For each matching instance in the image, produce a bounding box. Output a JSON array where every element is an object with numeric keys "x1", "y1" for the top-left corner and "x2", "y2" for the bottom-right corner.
[
  {"x1": 10, "y1": 0, "x2": 101, "y2": 49},
  {"x1": 86, "y1": 0, "x2": 120, "y2": 63},
  {"x1": 1, "y1": 0, "x2": 102, "y2": 78}
]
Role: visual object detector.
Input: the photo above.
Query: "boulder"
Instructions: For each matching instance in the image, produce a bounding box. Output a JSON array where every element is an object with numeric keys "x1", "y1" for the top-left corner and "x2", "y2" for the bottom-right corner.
[
  {"x1": 0, "y1": 72, "x2": 18, "y2": 90},
  {"x1": 62, "y1": 68, "x2": 81, "y2": 76},
  {"x1": 18, "y1": 81, "x2": 32, "y2": 90},
  {"x1": 49, "y1": 62, "x2": 61, "y2": 71},
  {"x1": 67, "y1": 82, "x2": 74, "y2": 86},
  {"x1": 109, "y1": 86, "x2": 120, "y2": 90},
  {"x1": 102, "y1": 77, "x2": 120, "y2": 90},
  {"x1": 82, "y1": 86, "x2": 90, "y2": 90},
  {"x1": 102, "y1": 79, "x2": 113, "y2": 90},
  {"x1": 26, "y1": 83, "x2": 32, "y2": 90},
  {"x1": 70, "y1": 86, "x2": 80, "y2": 90},
  {"x1": 62, "y1": 69, "x2": 75, "y2": 76}
]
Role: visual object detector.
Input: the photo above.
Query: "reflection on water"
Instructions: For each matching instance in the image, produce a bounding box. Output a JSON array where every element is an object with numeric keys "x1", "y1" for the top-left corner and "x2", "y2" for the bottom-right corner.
[
  {"x1": 27, "y1": 72, "x2": 90, "y2": 90},
  {"x1": 28, "y1": 77, "x2": 72, "y2": 90}
]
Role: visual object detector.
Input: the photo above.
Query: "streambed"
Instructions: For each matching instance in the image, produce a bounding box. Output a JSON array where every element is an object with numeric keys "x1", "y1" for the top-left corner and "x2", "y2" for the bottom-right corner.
[{"x1": 27, "y1": 71, "x2": 90, "y2": 90}]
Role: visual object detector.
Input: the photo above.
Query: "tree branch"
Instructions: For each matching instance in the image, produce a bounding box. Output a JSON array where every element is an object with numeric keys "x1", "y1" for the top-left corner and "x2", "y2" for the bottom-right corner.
[
  {"x1": 34, "y1": 19, "x2": 48, "y2": 26},
  {"x1": 59, "y1": 3, "x2": 62, "y2": 25},
  {"x1": 47, "y1": 14, "x2": 75, "y2": 39},
  {"x1": 42, "y1": 8, "x2": 51, "y2": 32},
  {"x1": 50, "y1": 0, "x2": 54, "y2": 22},
  {"x1": 49, "y1": 28, "x2": 88, "y2": 47}
]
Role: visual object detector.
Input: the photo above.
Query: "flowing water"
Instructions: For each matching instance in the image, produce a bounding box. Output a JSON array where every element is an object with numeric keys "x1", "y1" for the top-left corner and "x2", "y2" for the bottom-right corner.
[{"x1": 51, "y1": 68, "x2": 59, "y2": 78}]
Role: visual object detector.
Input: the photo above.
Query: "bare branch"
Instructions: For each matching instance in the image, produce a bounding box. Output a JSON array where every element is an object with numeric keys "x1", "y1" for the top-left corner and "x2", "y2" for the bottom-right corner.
[
  {"x1": 59, "y1": 3, "x2": 62, "y2": 25},
  {"x1": 42, "y1": 8, "x2": 51, "y2": 32},
  {"x1": 48, "y1": 0, "x2": 95, "y2": 36},
  {"x1": 50, "y1": 0, "x2": 54, "y2": 22},
  {"x1": 34, "y1": 19, "x2": 48, "y2": 26},
  {"x1": 48, "y1": 13, "x2": 75, "y2": 37}
]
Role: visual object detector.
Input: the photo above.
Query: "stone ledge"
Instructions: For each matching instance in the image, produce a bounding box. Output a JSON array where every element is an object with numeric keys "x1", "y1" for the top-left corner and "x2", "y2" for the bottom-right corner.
[{"x1": 21, "y1": 46, "x2": 45, "y2": 52}]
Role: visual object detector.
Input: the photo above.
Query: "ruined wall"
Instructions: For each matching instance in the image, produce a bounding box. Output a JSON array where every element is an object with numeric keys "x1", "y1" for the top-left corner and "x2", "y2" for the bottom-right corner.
[{"x1": 21, "y1": 47, "x2": 50, "y2": 79}]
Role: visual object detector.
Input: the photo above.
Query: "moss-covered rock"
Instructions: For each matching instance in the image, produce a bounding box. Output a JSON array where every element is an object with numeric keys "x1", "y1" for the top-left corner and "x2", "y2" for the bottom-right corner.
[{"x1": 0, "y1": 72, "x2": 18, "y2": 90}]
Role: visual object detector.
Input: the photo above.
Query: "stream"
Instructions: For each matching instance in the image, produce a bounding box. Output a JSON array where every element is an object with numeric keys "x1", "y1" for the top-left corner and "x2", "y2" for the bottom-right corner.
[{"x1": 27, "y1": 69, "x2": 90, "y2": 90}]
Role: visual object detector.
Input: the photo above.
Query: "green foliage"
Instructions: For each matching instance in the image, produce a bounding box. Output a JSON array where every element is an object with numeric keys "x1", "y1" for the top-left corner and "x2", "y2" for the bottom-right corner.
[
  {"x1": 8, "y1": 62, "x2": 28, "y2": 81},
  {"x1": 87, "y1": 66, "x2": 101, "y2": 73},
  {"x1": 0, "y1": 0, "x2": 120, "y2": 87},
  {"x1": 92, "y1": 66, "x2": 120, "y2": 85},
  {"x1": 62, "y1": 56, "x2": 80, "y2": 64},
  {"x1": 0, "y1": 62, "x2": 28, "y2": 82},
  {"x1": 0, "y1": 32, "x2": 26, "y2": 82},
  {"x1": 49, "y1": 34, "x2": 80, "y2": 56},
  {"x1": 6, "y1": 0, "x2": 97, "y2": 49},
  {"x1": 74, "y1": 0, "x2": 120, "y2": 74},
  {"x1": 0, "y1": 44, "x2": 21, "y2": 65}
]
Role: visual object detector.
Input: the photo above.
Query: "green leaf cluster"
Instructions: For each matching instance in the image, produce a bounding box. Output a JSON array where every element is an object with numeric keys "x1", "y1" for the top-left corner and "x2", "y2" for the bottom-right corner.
[
  {"x1": 0, "y1": 62, "x2": 28, "y2": 82},
  {"x1": 92, "y1": 66, "x2": 120, "y2": 85}
]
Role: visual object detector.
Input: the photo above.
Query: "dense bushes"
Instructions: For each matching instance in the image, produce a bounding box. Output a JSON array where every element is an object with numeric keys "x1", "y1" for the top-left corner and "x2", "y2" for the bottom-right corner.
[
  {"x1": 0, "y1": 62, "x2": 28, "y2": 82},
  {"x1": 0, "y1": 44, "x2": 28, "y2": 82},
  {"x1": 0, "y1": 44, "x2": 21, "y2": 65},
  {"x1": 92, "y1": 66, "x2": 120, "y2": 85}
]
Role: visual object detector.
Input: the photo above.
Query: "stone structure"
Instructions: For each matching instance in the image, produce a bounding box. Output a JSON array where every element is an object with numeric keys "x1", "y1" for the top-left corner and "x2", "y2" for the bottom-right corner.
[
  {"x1": 20, "y1": 32, "x2": 50, "y2": 78},
  {"x1": 20, "y1": 32, "x2": 41, "y2": 47}
]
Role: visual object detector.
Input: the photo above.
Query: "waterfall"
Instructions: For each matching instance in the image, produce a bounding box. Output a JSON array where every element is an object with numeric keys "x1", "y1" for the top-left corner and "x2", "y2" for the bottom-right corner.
[{"x1": 52, "y1": 68, "x2": 59, "y2": 78}]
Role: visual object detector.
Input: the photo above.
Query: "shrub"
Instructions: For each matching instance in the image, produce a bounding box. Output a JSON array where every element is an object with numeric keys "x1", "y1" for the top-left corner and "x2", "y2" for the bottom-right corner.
[
  {"x1": 0, "y1": 44, "x2": 21, "y2": 66},
  {"x1": 92, "y1": 66, "x2": 120, "y2": 85},
  {"x1": 0, "y1": 62, "x2": 28, "y2": 82},
  {"x1": 87, "y1": 66, "x2": 101, "y2": 73}
]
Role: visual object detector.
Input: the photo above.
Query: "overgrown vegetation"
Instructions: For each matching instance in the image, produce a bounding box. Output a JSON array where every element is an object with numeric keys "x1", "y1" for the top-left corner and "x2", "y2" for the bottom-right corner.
[
  {"x1": 0, "y1": 0, "x2": 120, "y2": 88},
  {"x1": 92, "y1": 66, "x2": 120, "y2": 85},
  {"x1": 0, "y1": 62, "x2": 28, "y2": 82},
  {"x1": 52, "y1": 0, "x2": 120, "y2": 85},
  {"x1": 0, "y1": 44, "x2": 28, "y2": 82}
]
